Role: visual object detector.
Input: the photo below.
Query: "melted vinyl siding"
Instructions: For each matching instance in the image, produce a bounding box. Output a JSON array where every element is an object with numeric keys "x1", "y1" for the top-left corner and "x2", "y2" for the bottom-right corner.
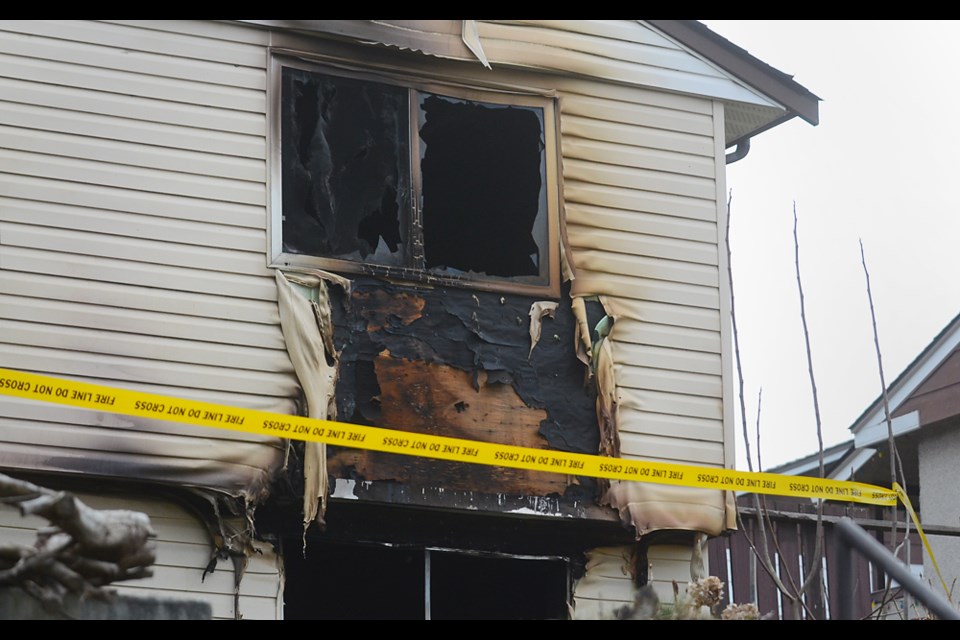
[
  {"x1": 0, "y1": 20, "x2": 297, "y2": 499},
  {"x1": 560, "y1": 84, "x2": 728, "y2": 470},
  {"x1": 0, "y1": 491, "x2": 283, "y2": 620},
  {"x1": 474, "y1": 21, "x2": 779, "y2": 109}
]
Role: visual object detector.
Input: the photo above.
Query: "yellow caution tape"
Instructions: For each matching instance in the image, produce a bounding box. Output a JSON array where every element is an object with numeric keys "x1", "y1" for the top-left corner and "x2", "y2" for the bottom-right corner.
[
  {"x1": 894, "y1": 483, "x2": 951, "y2": 598},
  {"x1": 0, "y1": 367, "x2": 898, "y2": 507}
]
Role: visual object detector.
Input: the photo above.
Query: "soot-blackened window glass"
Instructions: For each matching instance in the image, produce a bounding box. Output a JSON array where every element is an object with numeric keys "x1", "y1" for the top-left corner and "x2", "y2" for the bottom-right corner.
[
  {"x1": 273, "y1": 60, "x2": 558, "y2": 295},
  {"x1": 281, "y1": 68, "x2": 410, "y2": 267}
]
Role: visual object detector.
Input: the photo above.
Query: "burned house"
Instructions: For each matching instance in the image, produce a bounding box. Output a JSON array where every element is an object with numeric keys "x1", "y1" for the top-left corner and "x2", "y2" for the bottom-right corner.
[{"x1": 0, "y1": 20, "x2": 818, "y2": 618}]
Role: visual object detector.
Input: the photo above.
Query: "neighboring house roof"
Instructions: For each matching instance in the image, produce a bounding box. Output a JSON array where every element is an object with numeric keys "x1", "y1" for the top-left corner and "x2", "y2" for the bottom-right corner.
[
  {"x1": 764, "y1": 438, "x2": 856, "y2": 478},
  {"x1": 849, "y1": 309, "x2": 960, "y2": 448},
  {"x1": 775, "y1": 310, "x2": 960, "y2": 489}
]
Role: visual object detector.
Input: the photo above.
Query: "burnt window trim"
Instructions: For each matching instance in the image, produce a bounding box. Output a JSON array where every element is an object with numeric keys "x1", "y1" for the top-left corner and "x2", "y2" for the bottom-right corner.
[{"x1": 267, "y1": 51, "x2": 562, "y2": 298}]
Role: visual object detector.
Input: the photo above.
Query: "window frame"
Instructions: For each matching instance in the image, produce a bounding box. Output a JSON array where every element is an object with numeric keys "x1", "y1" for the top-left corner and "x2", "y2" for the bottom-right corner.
[{"x1": 267, "y1": 51, "x2": 562, "y2": 298}]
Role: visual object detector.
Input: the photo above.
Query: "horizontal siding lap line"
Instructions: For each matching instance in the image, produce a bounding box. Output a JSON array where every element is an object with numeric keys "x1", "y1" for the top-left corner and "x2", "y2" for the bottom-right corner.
[
  {"x1": 560, "y1": 114, "x2": 714, "y2": 156},
  {"x1": 564, "y1": 202, "x2": 717, "y2": 244},
  {"x1": 0, "y1": 99, "x2": 264, "y2": 159},
  {"x1": 562, "y1": 157, "x2": 717, "y2": 200},
  {"x1": 562, "y1": 136, "x2": 716, "y2": 178},
  {"x1": 0, "y1": 149, "x2": 266, "y2": 207},
  {"x1": 563, "y1": 180, "x2": 716, "y2": 222},
  {"x1": 0, "y1": 294, "x2": 286, "y2": 350},
  {"x1": 569, "y1": 236, "x2": 718, "y2": 269},
  {"x1": 0, "y1": 52, "x2": 265, "y2": 113},
  {"x1": 611, "y1": 342, "x2": 722, "y2": 375},
  {"x1": 0, "y1": 198, "x2": 265, "y2": 252},
  {"x1": 1, "y1": 222, "x2": 272, "y2": 276},
  {"x1": 0, "y1": 398, "x2": 293, "y2": 444},
  {"x1": 0, "y1": 444, "x2": 280, "y2": 491},
  {"x1": 614, "y1": 421, "x2": 723, "y2": 443},
  {"x1": 1, "y1": 246, "x2": 279, "y2": 301},
  {"x1": 608, "y1": 324, "x2": 721, "y2": 353},
  {"x1": 617, "y1": 392, "x2": 722, "y2": 421},
  {"x1": 572, "y1": 270, "x2": 720, "y2": 309},
  {"x1": 553, "y1": 77, "x2": 713, "y2": 116},
  {"x1": 0, "y1": 122, "x2": 265, "y2": 181},
  {"x1": 0, "y1": 26, "x2": 265, "y2": 90},
  {"x1": 0, "y1": 272, "x2": 282, "y2": 325},
  {"x1": 612, "y1": 367, "x2": 722, "y2": 399},
  {"x1": 112, "y1": 585, "x2": 279, "y2": 620},
  {"x1": 0, "y1": 20, "x2": 267, "y2": 68},
  {"x1": 571, "y1": 250, "x2": 719, "y2": 288},
  {"x1": 0, "y1": 421, "x2": 284, "y2": 463},
  {"x1": 0, "y1": 77, "x2": 266, "y2": 136},
  {"x1": 599, "y1": 296, "x2": 721, "y2": 329},
  {"x1": 617, "y1": 444, "x2": 724, "y2": 466},
  {"x1": 0, "y1": 387, "x2": 295, "y2": 419},
  {"x1": 0, "y1": 318, "x2": 294, "y2": 372},
  {"x1": 559, "y1": 94, "x2": 714, "y2": 133},
  {"x1": 103, "y1": 20, "x2": 272, "y2": 47},
  {"x1": 115, "y1": 569, "x2": 280, "y2": 599},
  {"x1": 0, "y1": 173, "x2": 266, "y2": 229},
  {"x1": 0, "y1": 344, "x2": 299, "y2": 397}
]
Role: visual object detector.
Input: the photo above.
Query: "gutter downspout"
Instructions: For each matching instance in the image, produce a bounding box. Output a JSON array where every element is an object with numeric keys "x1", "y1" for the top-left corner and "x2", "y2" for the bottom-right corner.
[{"x1": 725, "y1": 137, "x2": 751, "y2": 164}]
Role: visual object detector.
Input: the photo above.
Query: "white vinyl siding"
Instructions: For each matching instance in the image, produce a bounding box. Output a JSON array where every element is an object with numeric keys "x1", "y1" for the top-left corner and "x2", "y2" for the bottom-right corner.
[
  {"x1": 0, "y1": 491, "x2": 283, "y2": 620},
  {"x1": 560, "y1": 80, "x2": 728, "y2": 470},
  {"x1": 0, "y1": 19, "x2": 296, "y2": 498}
]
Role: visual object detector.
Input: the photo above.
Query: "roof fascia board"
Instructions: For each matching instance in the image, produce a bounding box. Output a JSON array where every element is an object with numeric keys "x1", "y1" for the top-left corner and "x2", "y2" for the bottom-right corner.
[
  {"x1": 828, "y1": 447, "x2": 878, "y2": 482},
  {"x1": 854, "y1": 410, "x2": 920, "y2": 448},
  {"x1": 646, "y1": 20, "x2": 820, "y2": 127}
]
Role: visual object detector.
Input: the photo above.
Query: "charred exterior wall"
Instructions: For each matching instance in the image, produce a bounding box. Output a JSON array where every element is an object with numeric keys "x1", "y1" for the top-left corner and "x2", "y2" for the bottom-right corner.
[{"x1": 326, "y1": 277, "x2": 600, "y2": 502}]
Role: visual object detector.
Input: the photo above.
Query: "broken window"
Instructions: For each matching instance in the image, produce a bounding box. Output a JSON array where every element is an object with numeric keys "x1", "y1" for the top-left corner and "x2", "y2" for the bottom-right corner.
[{"x1": 270, "y1": 55, "x2": 560, "y2": 296}]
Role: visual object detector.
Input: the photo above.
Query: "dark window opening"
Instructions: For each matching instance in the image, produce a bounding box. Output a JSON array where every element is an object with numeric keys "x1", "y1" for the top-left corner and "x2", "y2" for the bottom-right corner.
[
  {"x1": 282, "y1": 540, "x2": 568, "y2": 620},
  {"x1": 419, "y1": 94, "x2": 546, "y2": 278},
  {"x1": 273, "y1": 58, "x2": 557, "y2": 295},
  {"x1": 281, "y1": 67, "x2": 409, "y2": 266}
]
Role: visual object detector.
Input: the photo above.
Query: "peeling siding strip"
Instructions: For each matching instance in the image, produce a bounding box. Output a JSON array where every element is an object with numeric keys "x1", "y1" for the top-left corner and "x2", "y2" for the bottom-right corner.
[
  {"x1": 275, "y1": 271, "x2": 339, "y2": 530},
  {"x1": 606, "y1": 482, "x2": 728, "y2": 537}
]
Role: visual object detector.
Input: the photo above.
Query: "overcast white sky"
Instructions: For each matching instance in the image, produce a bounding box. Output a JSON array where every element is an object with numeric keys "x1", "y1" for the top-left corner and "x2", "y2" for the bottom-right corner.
[{"x1": 700, "y1": 21, "x2": 960, "y2": 470}]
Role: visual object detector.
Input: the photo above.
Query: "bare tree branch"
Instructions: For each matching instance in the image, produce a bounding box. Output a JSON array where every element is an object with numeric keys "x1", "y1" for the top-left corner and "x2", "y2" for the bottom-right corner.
[{"x1": 793, "y1": 203, "x2": 826, "y2": 613}]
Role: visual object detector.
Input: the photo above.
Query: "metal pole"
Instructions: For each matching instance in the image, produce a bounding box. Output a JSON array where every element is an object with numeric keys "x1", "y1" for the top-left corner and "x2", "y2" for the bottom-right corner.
[{"x1": 836, "y1": 517, "x2": 959, "y2": 620}]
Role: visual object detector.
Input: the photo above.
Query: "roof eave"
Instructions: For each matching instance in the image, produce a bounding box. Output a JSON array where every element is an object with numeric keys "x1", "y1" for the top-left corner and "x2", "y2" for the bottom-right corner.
[{"x1": 647, "y1": 20, "x2": 821, "y2": 128}]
